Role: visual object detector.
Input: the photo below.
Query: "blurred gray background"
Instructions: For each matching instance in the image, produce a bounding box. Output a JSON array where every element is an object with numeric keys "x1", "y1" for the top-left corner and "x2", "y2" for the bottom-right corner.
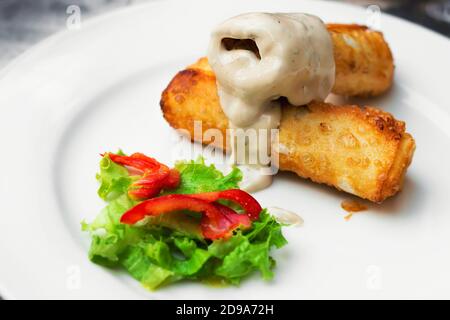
[
  {"x1": 0, "y1": 0, "x2": 449, "y2": 68},
  {"x1": 0, "y1": 0, "x2": 149, "y2": 67}
]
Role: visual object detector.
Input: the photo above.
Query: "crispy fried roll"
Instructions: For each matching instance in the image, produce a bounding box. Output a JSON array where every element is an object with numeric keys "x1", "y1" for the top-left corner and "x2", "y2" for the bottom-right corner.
[
  {"x1": 276, "y1": 102, "x2": 415, "y2": 202},
  {"x1": 327, "y1": 24, "x2": 394, "y2": 97},
  {"x1": 184, "y1": 24, "x2": 394, "y2": 98},
  {"x1": 161, "y1": 59, "x2": 415, "y2": 202}
]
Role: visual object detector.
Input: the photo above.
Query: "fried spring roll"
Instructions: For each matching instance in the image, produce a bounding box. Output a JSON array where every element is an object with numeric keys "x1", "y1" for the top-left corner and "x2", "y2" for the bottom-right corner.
[
  {"x1": 276, "y1": 103, "x2": 415, "y2": 202},
  {"x1": 160, "y1": 60, "x2": 415, "y2": 202},
  {"x1": 189, "y1": 24, "x2": 394, "y2": 97},
  {"x1": 327, "y1": 24, "x2": 394, "y2": 97}
]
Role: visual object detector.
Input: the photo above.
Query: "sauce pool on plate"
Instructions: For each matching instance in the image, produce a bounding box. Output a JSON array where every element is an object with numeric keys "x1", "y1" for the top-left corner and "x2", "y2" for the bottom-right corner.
[{"x1": 341, "y1": 200, "x2": 368, "y2": 220}]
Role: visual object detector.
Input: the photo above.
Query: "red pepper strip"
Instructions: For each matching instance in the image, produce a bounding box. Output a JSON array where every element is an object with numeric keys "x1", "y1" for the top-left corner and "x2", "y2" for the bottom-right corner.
[
  {"x1": 214, "y1": 203, "x2": 251, "y2": 228},
  {"x1": 127, "y1": 186, "x2": 161, "y2": 200},
  {"x1": 132, "y1": 168, "x2": 169, "y2": 187},
  {"x1": 107, "y1": 153, "x2": 160, "y2": 173},
  {"x1": 129, "y1": 167, "x2": 181, "y2": 201},
  {"x1": 129, "y1": 153, "x2": 163, "y2": 169},
  {"x1": 104, "y1": 152, "x2": 180, "y2": 200},
  {"x1": 201, "y1": 203, "x2": 251, "y2": 240},
  {"x1": 128, "y1": 168, "x2": 170, "y2": 200},
  {"x1": 165, "y1": 169, "x2": 181, "y2": 189},
  {"x1": 186, "y1": 189, "x2": 262, "y2": 221},
  {"x1": 120, "y1": 194, "x2": 251, "y2": 240}
]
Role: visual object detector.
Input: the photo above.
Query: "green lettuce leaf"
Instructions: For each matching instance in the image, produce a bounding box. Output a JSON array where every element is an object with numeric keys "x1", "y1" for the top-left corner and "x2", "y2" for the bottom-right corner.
[
  {"x1": 96, "y1": 153, "x2": 133, "y2": 201},
  {"x1": 121, "y1": 246, "x2": 176, "y2": 290},
  {"x1": 208, "y1": 210, "x2": 285, "y2": 282},
  {"x1": 82, "y1": 194, "x2": 141, "y2": 265},
  {"x1": 169, "y1": 158, "x2": 242, "y2": 194}
]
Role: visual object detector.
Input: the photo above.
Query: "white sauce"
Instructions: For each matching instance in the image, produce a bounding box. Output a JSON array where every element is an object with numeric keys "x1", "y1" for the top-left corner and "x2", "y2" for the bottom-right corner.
[
  {"x1": 238, "y1": 165, "x2": 274, "y2": 193},
  {"x1": 267, "y1": 207, "x2": 304, "y2": 226},
  {"x1": 208, "y1": 12, "x2": 335, "y2": 192}
]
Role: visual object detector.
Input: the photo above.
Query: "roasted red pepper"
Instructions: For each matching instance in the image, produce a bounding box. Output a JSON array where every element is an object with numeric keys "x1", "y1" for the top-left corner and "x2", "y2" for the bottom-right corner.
[
  {"x1": 202, "y1": 203, "x2": 252, "y2": 240},
  {"x1": 120, "y1": 194, "x2": 252, "y2": 239},
  {"x1": 164, "y1": 169, "x2": 181, "y2": 189},
  {"x1": 187, "y1": 189, "x2": 262, "y2": 220},
  {"x1": 104, "y1": 152, "x2": 180, "y2": 200},
  {"x1": 107, "y1": 153, "x2": 161, "y2": 173},
  {"x1": 119, "y1": 189, "x2": 262, "y2": 240}
]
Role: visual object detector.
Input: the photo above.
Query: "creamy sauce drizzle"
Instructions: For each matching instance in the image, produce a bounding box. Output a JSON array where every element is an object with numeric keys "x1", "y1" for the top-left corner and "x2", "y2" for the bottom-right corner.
[
  {"x1": 208, "y1": 12, "x2": 335, "y2": 191},
  {"x1": 267, "y1": 207, "x2": 304, "y2": 226}
]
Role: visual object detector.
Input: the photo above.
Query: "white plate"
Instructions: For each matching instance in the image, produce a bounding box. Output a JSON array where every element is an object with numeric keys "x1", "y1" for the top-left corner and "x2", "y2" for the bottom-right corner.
[{"x1": 1, "y1": 0, "x2": 450, "y2": 300}]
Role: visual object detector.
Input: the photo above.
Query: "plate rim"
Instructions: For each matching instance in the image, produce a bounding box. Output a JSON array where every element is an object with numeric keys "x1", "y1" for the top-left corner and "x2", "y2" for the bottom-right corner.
[{"x1": 0, "y1": 0, "x2": 449, "y2": 299}]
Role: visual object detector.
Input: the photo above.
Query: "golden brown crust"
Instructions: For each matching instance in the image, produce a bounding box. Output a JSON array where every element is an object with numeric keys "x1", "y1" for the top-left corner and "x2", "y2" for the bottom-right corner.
[
  {"x1": 326, "y1": 24, "x2": 394, "y2": 97},
  {"x1": 326, "y1": 24, "x2": 370, "y2": 32},
  {"x1": 381, "y1": 133, "x2": 416, "y2": 201},
  {"x1": 160, "y1": 59, "x2": 415, "y2": 202},
  {"x1": 161, "y1": 67, "x2": 228, "y2": 148},
  {"x1": 276, "y1": 102, "x2": 415, "y2": 202}
]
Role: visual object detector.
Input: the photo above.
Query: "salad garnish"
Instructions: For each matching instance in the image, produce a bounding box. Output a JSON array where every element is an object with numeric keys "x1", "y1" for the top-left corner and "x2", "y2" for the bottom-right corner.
[{"x1": 82, "y1": 151, "x2": 289, "y2": 290}]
